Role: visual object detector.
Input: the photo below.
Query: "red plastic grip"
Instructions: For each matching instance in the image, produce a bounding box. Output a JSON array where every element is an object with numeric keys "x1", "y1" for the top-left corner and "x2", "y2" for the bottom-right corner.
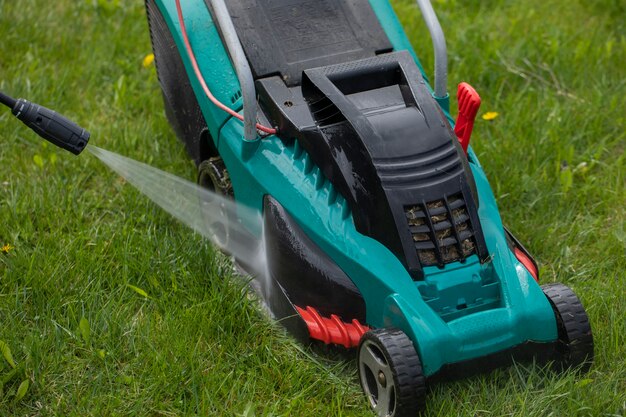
[
  {"x1": 295, "y1": 306, "x2": 370, "y2": 348},
  {"x1": 454, "y1": 82, "x2": 481, "y2": 153}
]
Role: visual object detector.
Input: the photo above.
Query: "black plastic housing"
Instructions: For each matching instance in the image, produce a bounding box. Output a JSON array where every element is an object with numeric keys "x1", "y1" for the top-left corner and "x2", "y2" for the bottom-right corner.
[
  {"x1": 258, "y1": 51, "x2": 488, "y2": 278},
  {"x1": 211, "y1": 0, "x2": 392, "y2": 86},
  {"x1": 263, "y1": 195, "x2": 366, "y2": 323}
]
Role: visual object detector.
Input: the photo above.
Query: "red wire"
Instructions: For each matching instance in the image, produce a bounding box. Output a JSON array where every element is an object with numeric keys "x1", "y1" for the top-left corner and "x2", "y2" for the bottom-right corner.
[{"x1": 175, "y1": 0, "x2": 277, "y2": 135}]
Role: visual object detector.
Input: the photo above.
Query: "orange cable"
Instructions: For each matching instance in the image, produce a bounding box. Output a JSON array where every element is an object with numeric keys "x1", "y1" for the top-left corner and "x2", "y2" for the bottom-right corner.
[{"x1": 175, "y1": 0, "x2": 277, "y2": 135}]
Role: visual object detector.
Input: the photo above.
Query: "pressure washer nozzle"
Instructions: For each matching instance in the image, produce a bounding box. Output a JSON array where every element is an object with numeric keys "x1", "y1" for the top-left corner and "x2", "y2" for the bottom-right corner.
[{"x1": 11, "y1": 98, "x2": 90, "y2": 155}]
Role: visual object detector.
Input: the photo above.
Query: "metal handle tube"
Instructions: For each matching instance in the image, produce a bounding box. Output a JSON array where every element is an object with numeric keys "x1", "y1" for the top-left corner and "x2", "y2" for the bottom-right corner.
[
  {"x1": 209, "y1": 0, "x2": 257, "y2": 141},
  {"x1": 414, "y1": 0, "x2": 447, "y2": 99}
]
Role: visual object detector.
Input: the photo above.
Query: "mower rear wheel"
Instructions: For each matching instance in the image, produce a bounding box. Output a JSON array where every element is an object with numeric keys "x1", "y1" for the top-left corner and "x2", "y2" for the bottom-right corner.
[
  {"x1": 197, "y1": 157, "x2": 234, "y2": 250},
  {"x1": 357, "y1": 328, "x2": 426, "y2": 417},
  {"x1": 541, "y1": 283, "x2": 594, "y2": 372}
]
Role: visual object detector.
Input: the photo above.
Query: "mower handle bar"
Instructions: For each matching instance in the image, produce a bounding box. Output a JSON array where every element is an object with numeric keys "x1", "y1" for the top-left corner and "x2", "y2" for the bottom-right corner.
[
  {"x1": 210, "y1": 0, "x2": 258, "y2": 141},
  {"x1": 208, "y1": 0, "x2": 448, "y2": 140},
  {"x1": 414, "y1": 0, "x2": 448, "y2": 99}
]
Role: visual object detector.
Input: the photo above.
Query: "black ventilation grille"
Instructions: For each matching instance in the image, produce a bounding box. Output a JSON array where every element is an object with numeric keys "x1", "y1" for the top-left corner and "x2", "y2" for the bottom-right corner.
[{"x1": 405, "y1": 193, "x2": 477, "y2": 267}]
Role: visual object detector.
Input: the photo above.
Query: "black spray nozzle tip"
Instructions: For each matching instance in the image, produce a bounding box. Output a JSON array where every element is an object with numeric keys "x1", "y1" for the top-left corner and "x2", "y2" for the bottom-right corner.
[{"x1": 12, "y1": 99, "x2": 90, "y2": 155}]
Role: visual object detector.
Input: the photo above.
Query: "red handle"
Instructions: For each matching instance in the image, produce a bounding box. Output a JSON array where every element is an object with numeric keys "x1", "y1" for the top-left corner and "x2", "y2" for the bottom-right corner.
[{"x1": 454, "y1": 82, "x2": 481, "y2": 153}]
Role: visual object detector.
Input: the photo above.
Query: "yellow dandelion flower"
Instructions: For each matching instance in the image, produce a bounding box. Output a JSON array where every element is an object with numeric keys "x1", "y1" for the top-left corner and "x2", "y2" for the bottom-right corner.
[
  {"x1": 482, "y1": 111, "x2": 499, "y2": 121},
  {"x1": 142, "y1": 53, "x2": 155, "y2": 68},
  {"x1": 1, "y1": 243, "x2": 14, "y2": 254}
]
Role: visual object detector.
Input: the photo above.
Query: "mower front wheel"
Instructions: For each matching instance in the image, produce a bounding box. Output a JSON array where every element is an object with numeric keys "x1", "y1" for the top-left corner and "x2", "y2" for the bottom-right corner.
[
  {"x1": 357, "y1": 328, "x2": 426, "y2": 417},
  {"x1": 542, "y1": 283, "x2": 594, "y2": 372}
]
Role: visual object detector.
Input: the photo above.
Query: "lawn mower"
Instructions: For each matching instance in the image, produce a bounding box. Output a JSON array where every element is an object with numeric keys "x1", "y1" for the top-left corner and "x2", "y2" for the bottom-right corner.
[
  {"x1": 1, "y1": 0, "x2": 592, "y2": 415},
  {"x1": 142, "y1": 0, "x2": 593, "y2": 415}
]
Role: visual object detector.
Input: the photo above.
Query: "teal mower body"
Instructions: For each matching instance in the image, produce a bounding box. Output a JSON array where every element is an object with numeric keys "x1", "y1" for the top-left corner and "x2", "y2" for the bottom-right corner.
[{"x1": 146, "y1": 0, "x2": 593, "y2": 414}]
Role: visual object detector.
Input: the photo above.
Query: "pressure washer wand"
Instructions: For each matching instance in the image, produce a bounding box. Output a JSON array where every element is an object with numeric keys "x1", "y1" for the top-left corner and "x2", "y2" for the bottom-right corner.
[{"x1": 0, "y1": 90, "x2": 90, "y2": 155}]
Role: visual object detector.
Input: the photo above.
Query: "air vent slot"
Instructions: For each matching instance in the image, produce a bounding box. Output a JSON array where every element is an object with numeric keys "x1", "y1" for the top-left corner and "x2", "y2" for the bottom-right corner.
[{"x1": 308, "y1": 96, "x2": 345, "y2": 127}]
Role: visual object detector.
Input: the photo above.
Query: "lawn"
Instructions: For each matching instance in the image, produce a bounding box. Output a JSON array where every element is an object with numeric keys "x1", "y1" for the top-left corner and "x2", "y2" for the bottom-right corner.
[{"x1": 0, "y1": 0, "x2": 624, "y2": 415}]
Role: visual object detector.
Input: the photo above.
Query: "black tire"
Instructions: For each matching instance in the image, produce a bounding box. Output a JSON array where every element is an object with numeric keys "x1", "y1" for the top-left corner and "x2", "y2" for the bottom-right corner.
[
  {"x1": 197, "y1": 157, "x2": 234, "y2": 250},
  {"x1": 542, "y1": 283, "x2": 594, "y2": 372},
  {"x1": 357, "y1": 328, "x2": 426, "y2": 417},
  {"x1": 197, "y1": 157, "x2": 233, "y2": 197}
]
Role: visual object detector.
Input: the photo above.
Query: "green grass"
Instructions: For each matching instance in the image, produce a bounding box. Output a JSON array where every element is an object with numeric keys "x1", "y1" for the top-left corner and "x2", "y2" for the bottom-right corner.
[{"x1": 0, "y1": 0, "x2": 624, "y2": 415}]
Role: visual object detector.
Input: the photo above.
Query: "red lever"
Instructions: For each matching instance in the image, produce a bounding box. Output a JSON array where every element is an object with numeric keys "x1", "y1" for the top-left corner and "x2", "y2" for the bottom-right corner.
[{"x1": 454, "y1": 82, "x2": 481, "y2": 153}]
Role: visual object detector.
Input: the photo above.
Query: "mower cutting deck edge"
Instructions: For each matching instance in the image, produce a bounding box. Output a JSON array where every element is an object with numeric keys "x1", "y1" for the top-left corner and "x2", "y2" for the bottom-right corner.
[{"x1": 145, "y1": 0, "x2": 593, "y2": 415}]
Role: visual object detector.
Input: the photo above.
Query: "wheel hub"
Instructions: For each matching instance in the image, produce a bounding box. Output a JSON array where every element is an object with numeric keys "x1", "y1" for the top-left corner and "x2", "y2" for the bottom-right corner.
[
  {"x1": 359, "y1": 340, "x2": 395, "y2": 416},
  {"x1": 358, "y1": 329, "x2": 426, "y2": 416},
  {"x1": 378, "y1": 370, "x2": 387, "y2": 388}
]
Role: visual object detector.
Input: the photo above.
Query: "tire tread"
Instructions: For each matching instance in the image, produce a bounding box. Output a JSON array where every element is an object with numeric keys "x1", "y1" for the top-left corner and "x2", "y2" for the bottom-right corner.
[
  {"x1": 359, "y1": 328, "x2": 427, "y2": 416},
  {"x1": 541, "y1": 283, "x2": 594, "y2": 372}
]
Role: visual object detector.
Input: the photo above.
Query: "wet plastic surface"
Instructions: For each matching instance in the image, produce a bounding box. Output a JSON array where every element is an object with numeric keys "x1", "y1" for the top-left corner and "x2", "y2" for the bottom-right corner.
[
  {"x1": 258, "y1": 51, "x2": 487, "y2": 277},
  {"x1": 263, "y1": 195, "x2": 366, "y2": 322}
]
